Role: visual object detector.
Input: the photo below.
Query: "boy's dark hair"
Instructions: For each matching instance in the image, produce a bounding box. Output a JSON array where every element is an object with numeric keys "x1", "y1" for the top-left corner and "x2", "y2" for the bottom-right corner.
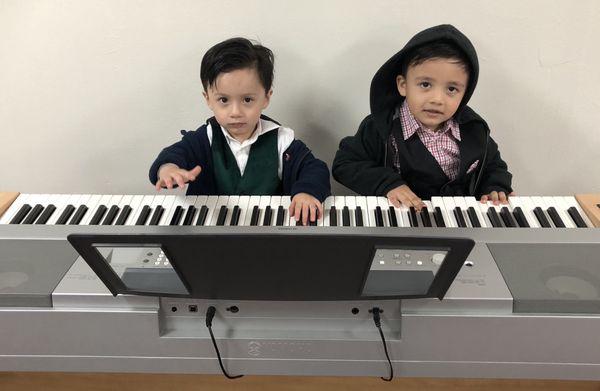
[
  {"x1": 400, "y1": 41, "x2": 471, "y2": 77},
  {"x1": 200, "y1": 37, "x2": 274, "y2": 93}
]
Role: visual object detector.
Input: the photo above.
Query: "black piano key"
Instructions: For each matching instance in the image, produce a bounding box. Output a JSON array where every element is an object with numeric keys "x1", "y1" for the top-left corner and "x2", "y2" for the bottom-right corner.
[
  {"x1": 250, "y1": 206, "x2": 260, "y2": 226},
  {"x1": 533, "y1": 207, "x2": 552, "y2": 228},
  {"x1": 149, "y1": 205, "x2": 164, "y2": 225},
  {"x1": 499, "y1": 207, "x2": 517, "y2": 228},
  {"x1": 547, "y1": 207, "x2": 565, "y2": 228},
  {"x1": 342, "y1": 206, "x2": 351, "y2": 227},
  {"x1": 9, "y1": 204, "x2": 32, "y2": 224},
  {"x1": 89, "y1": 205, "x2": 107, "y2": 225},
  {"x1": 182, "y1": 205, "x2": 197, "y2": 225},
  {"x1": 69, "y1": 205, "x2": 89, "y2": 225},
  {"x1": 230, "y1": 206, "x2": 241, "y2": 226},
  {"x1": 114, "y1": 205, "x2": 132, "y2": 225},
  {"x1": 22, "y1": 204, "x2": 44, "y2": 224},
  {"x1": 216, "y1": 206, "x2": 228, "y2": 226},
  {"x1": 512, "y1": 207, "x2": 530, "y2": 228},
  {"x1": 374, "y1": 206, "x2": 384, "y2": 227},
  {"x1": 420, "y1": 207, "x2": 432, "y2": 227},
  {"x1": 263, "y1": 206, "x2": 273, "y2": 226},
  {"x1": 567, "y1": 207, "x2": 587, "y2": 228},
  {"x1": 135, "y1": 205, "x2": 151, "y2": 225},
  {"x1": 486, "y1": 207, "x2": 503, "y2": 228},
  {"x1": 387, "y1": 207, "x2": 398, "y2": 227},
  {"x1": 409, "y1": 207, "x2": 419, "y2": 227},
  {"x1": 169, "y1": 206, "x2": 184, "y2": 226},
  {"x1": 329, "y1": 206, "x2": 337, "y2": 227},
  {"x1": 57, "y1": 205, "x2": 77, "y2": 225},
  {"x1": 275, "y1": 206, "x2": 285, "y2": 226},
  {"x1": 35, "y1": 204, "x2": 56, "y2": 225},
  {"x1": 466, "y1": 207, "x2": 481, "y2": 228},
  {"x1": 433, "y1": 207, "x2": 446, "y2": 227},
  {"x1": 355, "y1": 206, "x2": 364, "y2": 227},
  {"x1": 195, "y1": 205, "x2": 209, "y2": 226},
  {"x1": 101, "y1": 205, "x2": 120, "y2": 225},
  {"x1": 453, "y1": 207, "x2": 467, "y2": 227},
  {"x1": 309, "y1": 215, "x2": 318, "y2": 226}
]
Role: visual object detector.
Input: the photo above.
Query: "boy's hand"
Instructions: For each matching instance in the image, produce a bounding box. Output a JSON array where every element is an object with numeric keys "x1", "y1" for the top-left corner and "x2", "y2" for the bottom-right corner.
[
  {"x1": 289, "y1": 193, "x2": 323, "y2": 226},
  {"x1": 156, "y1": 164, "x2": 202, "y2": 191},
  {"x1": 480, "y1": 191, "x2": 514, "y2": 205},
  {"x1": 386, "y1": 184, "x2": 426, "y2": 211}
]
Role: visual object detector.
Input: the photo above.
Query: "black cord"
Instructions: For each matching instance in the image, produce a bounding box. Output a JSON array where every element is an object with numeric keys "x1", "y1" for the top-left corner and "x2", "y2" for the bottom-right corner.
[
  {"x1": 205, "y1": 306, "x2": 244, "y2": 379},
  {"x1": 371, "y1": 307, "x2": 394, "y2": 381}
]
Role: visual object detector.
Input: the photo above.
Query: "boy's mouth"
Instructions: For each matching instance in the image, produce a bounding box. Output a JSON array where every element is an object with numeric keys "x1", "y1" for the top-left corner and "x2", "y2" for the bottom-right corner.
[
  {"x1": 423, "y1": 109, "x2": 443, "y2": 115},
  {"x1": 228, "y1": 122, "x2": 247, "y2": 129}
]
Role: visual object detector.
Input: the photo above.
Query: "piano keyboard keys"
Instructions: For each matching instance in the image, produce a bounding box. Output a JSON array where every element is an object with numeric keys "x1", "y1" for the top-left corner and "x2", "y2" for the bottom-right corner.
[{"x1": 2, "y1": 194, "x2": 598, "y2": 229}]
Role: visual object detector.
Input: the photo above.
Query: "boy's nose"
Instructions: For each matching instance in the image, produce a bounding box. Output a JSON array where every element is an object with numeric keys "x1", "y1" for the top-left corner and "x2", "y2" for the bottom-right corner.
[{"x1": 230, "y1": 103, "x2": 242, "y2": 117}]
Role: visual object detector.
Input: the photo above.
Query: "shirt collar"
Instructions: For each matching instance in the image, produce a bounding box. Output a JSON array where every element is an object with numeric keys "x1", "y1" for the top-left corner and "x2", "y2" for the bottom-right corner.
[
  {"x1": 220, "y1": 118, "x2": 279, "y2": 146},
  {"x1": 398, "y1": 100, "x2": 461, "y2": 141}
]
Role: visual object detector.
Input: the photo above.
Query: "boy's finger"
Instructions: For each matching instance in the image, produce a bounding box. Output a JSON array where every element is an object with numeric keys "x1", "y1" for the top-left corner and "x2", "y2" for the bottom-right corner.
[
  {"x1": 190, "y1": 166, "x2": 202, "y2": 177},
  {"x1": 498, "y1": 192, "x2": 508, "y2": 204},
  {"x1": 317, "y1": 203, "x2": 323, "y2": 219},
  {"x1": 309, "y1": 204, "x2": 317, "y2": 222},
  {"x1": 490, "y1": 191, "x2": 499, "y2": 205},
  {"x1": 480, "y1": 194, "x2": 489, "y2": 203},
  {"x1": 388, "y1": 196, "x2": 401, "y2": 208},
  {"x1": 164, "y1": 177, "x2": 173, "y2": 189},
  {"x1": 302, "y1": 204, "x2": 309, "y2": 226},
  {"x1": 288, "y1": 200, "x2": 296, "y2": 216},
  {"x1": 155, "y1": 180, "x2": 164, "y2": 191}
]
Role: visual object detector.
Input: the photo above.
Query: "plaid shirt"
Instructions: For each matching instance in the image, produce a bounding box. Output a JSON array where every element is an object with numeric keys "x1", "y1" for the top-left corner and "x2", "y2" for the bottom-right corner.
[{"x1": 390, "y1": 101, "x2": 461, "y2": 180}]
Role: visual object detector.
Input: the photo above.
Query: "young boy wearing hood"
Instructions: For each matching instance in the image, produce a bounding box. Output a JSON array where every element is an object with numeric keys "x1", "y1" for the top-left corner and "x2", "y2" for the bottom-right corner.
[{"x1": 332, "y1": 25, "x2": 512, "y2": 210}]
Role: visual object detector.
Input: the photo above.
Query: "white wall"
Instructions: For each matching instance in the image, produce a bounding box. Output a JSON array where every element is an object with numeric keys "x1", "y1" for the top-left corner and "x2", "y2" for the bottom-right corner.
[{"x1": 1, "y1": 0, "x2": 599, "y2": 196}]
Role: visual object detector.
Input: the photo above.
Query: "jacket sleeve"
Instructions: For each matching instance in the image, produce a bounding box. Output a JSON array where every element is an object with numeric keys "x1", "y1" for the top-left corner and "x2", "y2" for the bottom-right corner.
[
  {"x1": 332, "y1": 116, "x2": 406, "y2": 196},
  {"x1": 148, "y1": 130, "x2": 203, "y2": 185},
  {"x1": 290, "y1": 149, "x2": 332, "y2": 203},
  {"x1": 475, "y1": 136, "x2": 513, "y2": 197}
]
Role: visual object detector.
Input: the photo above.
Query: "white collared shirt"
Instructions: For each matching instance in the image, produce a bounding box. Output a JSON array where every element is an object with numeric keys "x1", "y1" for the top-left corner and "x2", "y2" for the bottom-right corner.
[{"x1": 207, "y1": 118, "x2": 295, "y2": 178}]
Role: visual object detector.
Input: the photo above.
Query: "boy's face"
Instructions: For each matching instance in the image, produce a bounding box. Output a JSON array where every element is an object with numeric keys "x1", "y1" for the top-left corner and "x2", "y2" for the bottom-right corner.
[
  {"x1": 203, "y1": 67, "x2": 272, "y2": 142},
  {"x1": 396, "y1": 58, "x2": 468, "y2": 131}
]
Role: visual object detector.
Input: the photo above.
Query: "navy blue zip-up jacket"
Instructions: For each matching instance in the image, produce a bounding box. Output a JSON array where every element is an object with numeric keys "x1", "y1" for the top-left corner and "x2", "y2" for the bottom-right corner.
[{"x1": 149, "y1": 116, "x2": 331, "y2": 202}]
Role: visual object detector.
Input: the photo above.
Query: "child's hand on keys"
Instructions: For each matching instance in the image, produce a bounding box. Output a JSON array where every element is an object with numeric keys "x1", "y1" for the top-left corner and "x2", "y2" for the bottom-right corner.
[
  {"x1": 289, "y1": 193, "x2": 323, "y2": 226},
  {"x1": 480, "y1": 191, "x2": 514, "y2": 205},
  {"x1": 156, "y1": 164, "x2": 202, "y2": 190},
  {"x1": 386, "y1": 184, "x2": 426, "y2": 211}
]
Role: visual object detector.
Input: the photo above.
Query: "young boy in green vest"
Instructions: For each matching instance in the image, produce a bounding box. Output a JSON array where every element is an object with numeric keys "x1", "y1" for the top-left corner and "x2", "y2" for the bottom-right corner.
[{"x1": 149, "y1": 38, "x2": 330, "y2": 225}]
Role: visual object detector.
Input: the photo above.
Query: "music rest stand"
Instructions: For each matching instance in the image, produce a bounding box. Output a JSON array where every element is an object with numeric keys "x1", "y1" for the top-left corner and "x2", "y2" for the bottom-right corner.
[{"x1": 67, "y1": 232, "x2": 474, "y2": 301}]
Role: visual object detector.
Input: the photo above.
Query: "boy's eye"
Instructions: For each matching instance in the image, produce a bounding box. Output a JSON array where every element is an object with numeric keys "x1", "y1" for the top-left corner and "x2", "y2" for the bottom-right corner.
[
  {"x1": 419, "y1": 82, "x2": 431, "y2": 88},
  {"x1": 243, "y1": 97, "x2": 254, "y2": 103},
  {"x1": 448, "y1": 86, "x2": 459, "y2": 93},
  {"x1": 218, "y1": 97, "x2": 228, "y2": 103}
]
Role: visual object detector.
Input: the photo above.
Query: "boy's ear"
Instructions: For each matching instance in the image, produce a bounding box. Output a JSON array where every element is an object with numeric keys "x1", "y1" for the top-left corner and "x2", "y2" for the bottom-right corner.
[
  {"x1": 202, "y1": 90, "x2": 212, "y2": 109},
  {"x1": 396, "y1": 75, "x2": 407, "y2": 97},
  {"x1": 262, "y1": 89, "x2": 273, "y2": 109}
]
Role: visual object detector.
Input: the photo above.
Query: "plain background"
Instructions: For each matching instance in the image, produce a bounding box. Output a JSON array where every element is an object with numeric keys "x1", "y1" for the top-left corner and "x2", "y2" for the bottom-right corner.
[{"x1": 1, "y1": 0, "x2": 599, "y2": 196}]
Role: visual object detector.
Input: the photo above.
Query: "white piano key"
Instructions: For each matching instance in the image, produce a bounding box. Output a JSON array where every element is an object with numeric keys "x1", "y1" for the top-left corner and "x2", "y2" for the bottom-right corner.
[
  {"x1": 344, "y1": 196, "x2": 357, "y2": 227},
  {"x1": 323, "y1": 196, "x2": 334, "y2": 226},
  {"x1": 225, "y1": 195, "x2": 240, "y2": 226},
  {"x1": 431, "y1": 197, "x2": 452, "y2": 228},
  {"x1": 366, "y1": 196, "x2": 380, "y2": 227},
  {"x1": 209, "y1": 196, "x2": 230, "y2": 226},
  {"x1": 258, "y1": 196, "x2": 272, "y2": 226},
  {"x1": 243, "y1": 196, "x2": 262, "y2": 226},
  {"x1": 439, "y1": 197, "x2": 458, "y2": 228},
  {"x1": 508, "y1": 196, "x2": 537, "y2": 228},
  {"x1": 124, "y1": 195, "x2": 145, "y2": 225},
  {"x1": 157, "y1": 195, "x2": 176, "y2": 225},
  {"x1": 354, "y1": 196, "x2": 368, "y2": 227},
  {"x1": 280, "y1": 196, "x2": 291, "y2": 226},
  {"x1": 464, "y1": 197, "x2": 488, "y2": 228},
  {"x1": 235, "y1": 196, "x2": 250, "y2": 226},
  {"x1": 549, "y1": 196, "x2": 575, "y2": 228},
  {"x1": 127, "y1": 195, "x2": 154, "y2": 226},
  {"x1": 377, "y1": 197, "x2": 391, "y2": 227},
  {"x1": 147, "y1": 195, "x2": 166, "y2": 225},
  {"x1": 453, "y1": 197, "x2": 471, "y2": 227},
  {"x1": 422, "y1": 200, "x2": 436, "y2": 227},
  {"x1": 191, "y1": 195, "x2": 209, "y2": 225},
  {"x1": 162, "y1": 195, "x2": 187, "y2": 226},
  {"x1": 76, "y1": 195, "x2": 100, "y2": 225}
]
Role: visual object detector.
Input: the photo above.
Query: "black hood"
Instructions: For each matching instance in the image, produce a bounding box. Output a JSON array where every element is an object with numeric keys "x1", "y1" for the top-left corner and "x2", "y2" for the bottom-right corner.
[{"x1": 370, "y1": 24, "x2": 479, "y2": 130}]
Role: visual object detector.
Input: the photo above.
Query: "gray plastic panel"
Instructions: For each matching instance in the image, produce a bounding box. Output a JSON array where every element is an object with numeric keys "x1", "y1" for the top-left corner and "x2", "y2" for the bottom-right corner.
[{"x1": 489, "y1": 243, "x2": 600, "y2": 314}]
